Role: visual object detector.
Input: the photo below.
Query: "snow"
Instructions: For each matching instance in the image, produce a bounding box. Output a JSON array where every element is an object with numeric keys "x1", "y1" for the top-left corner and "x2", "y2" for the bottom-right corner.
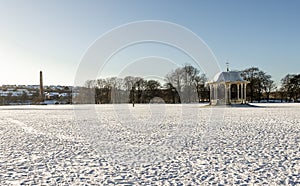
[
  {"x1": 211, "y1": 71, "x2": 245, "y2": 83},
  {"x1": 0, "y1": 104, "x2": 299, "y2": 185}
]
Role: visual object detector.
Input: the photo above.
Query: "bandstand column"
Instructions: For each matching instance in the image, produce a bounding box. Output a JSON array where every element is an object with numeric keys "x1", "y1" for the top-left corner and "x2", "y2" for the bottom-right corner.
[
  {"x1": 214, "y1": 84, "x2": 217, "y2": 102},
  {"x1": 212, "y1": 85, "x2": 214, "y2": 100},
  {"x1": 237, "y1": 83, "x2": 240, "y2": 101},
  {"x1": 209, "y1": 84, "x2": 212, "y2": 102},
  {"x1": 228, "y1": 83, "x2": 231, "y2": 104},
  {"x1": 244, "y1": 83, "x2": 247, "y2": 103},
  {"x1": 241, "y1": 84, "x2": 244, "y2": 101},
  {"x1": 225, "y1": 83, "x2": 228, "y2": 104}
]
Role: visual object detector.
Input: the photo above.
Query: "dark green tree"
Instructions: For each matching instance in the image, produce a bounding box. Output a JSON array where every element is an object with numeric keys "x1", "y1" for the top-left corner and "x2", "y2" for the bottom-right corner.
[
  {"x1": 281, "y1": 74, "x2": 300, "y2": 102},
  {"x1": 241, "y1": 67, "x2": 274, "y2": 102}
]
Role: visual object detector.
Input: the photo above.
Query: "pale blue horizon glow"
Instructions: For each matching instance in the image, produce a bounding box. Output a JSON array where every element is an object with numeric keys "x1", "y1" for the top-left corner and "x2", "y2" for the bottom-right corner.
[{"x1": 0, "y1": 0, "x2": 299, "y2": 86}]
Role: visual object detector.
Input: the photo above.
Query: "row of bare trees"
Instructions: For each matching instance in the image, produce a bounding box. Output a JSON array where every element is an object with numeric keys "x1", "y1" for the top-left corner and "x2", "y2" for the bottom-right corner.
[
  {"x1": 165, "y1": 65, "x2": 209, "y2": 103},
  {"x1": 80, "y1": 65, "x2": 209, "y2": 104},
  {"x1": 79, "y1": 65, "x2": 299, "y2": 104}
]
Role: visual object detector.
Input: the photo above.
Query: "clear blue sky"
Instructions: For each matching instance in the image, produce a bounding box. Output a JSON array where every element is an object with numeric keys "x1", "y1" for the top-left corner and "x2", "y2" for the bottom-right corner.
[{"x1": 0, "y1": 0, "x2": 299, "y2": 86}]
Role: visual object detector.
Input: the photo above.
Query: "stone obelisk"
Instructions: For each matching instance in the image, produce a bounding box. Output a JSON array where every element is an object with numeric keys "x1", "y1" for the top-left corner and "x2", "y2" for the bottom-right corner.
[{"x1": 39, "y1": 71, "x2": 44, "y2": 102}]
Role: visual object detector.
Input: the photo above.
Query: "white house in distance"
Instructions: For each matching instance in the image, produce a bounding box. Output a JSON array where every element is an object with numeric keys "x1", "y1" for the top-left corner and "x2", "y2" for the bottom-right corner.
[{"x1": 208, "y1": 70, "x2": 249, "y2": 105}]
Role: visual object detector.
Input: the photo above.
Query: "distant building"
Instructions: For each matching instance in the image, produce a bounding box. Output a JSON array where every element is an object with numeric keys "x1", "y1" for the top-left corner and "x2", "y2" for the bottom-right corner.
[{"x1": 45, "y1": 92, "x2": 60, "y2": 100}]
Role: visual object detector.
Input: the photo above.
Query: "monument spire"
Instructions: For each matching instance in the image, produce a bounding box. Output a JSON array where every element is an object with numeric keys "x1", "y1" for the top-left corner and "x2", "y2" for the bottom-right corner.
[
  {"x1": 39, "y1": 71, "x2": 44, "y2": 102},
  {"x1": 226, "y1": 60, "x2": 229, "y2": 72}
]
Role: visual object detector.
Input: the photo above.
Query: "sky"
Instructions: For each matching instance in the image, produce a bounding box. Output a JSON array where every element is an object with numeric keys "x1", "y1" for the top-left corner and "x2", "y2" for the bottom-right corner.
[{"x1": 0, "y1": 0, "x2": 299, "y2": 86}]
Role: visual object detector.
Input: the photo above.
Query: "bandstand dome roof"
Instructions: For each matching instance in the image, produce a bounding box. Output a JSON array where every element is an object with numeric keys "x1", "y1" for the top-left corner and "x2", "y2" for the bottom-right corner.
[{"x1": 210, "y1": 71, "x2": 246, "y2": 83}]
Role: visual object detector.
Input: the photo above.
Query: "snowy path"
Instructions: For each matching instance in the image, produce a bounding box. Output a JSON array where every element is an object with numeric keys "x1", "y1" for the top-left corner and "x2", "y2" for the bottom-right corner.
[{"x1": 0, "y1": 104, "x2": 299, "y2": 185}]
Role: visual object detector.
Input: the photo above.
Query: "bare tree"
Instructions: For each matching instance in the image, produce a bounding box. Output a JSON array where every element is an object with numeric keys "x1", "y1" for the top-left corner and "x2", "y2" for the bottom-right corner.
[
  {"x1": 165, "y1": 68, "x2": 184, "y2": 101},
  {"x1": 194, "y1": 74, "x2": 208, "y2": 102},
  {"x1": 182, "y1": 65, "x2": 199, "y2": 102},
  {"x1": 261, "y1": 75, "x2": 276, "y2": 102},
  {"x1": 241, "y1": 67, "x2": 260, "y2": 102},
  {"x1": 165, "y1": 65, "x2": 207, "y2": 103}
]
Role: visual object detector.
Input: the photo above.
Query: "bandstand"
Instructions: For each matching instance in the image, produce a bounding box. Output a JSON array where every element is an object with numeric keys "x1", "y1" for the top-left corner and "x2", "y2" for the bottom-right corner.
[{"x1": 208, "y1": 71, "x2": 249, "y2": 105}]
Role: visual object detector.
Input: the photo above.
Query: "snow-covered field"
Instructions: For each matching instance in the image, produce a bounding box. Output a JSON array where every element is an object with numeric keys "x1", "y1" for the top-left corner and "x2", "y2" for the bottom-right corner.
[{"x1": 0, "y1": 103, "x2": 299, "y2": 185}]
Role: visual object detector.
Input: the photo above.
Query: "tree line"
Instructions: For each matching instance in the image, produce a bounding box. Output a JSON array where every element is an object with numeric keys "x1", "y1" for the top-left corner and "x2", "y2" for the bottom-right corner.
[
  {"x1": 280, "y1": 74, "x2": 300, "y2": 102},
  {"x1": 241, "y1": 67, "x2": 300, "y2": 102},
  {"x1": 76, "y1": 65, "x2": 209, "y2": 104},
  {"x1": 74, "y1": 65, "x2": 300, "y2": 104}
]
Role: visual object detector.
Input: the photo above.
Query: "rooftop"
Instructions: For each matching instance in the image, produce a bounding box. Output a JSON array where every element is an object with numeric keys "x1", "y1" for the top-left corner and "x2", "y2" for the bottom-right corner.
[{"x1": 210, "y1": 71, "x2": 247, "y2": 83}]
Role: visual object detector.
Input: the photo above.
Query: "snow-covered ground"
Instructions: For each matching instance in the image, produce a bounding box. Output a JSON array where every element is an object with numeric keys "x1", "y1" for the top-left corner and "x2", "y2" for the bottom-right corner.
[{"x1": 0, "y1": 104, "x2": 299, "y2": 185}]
